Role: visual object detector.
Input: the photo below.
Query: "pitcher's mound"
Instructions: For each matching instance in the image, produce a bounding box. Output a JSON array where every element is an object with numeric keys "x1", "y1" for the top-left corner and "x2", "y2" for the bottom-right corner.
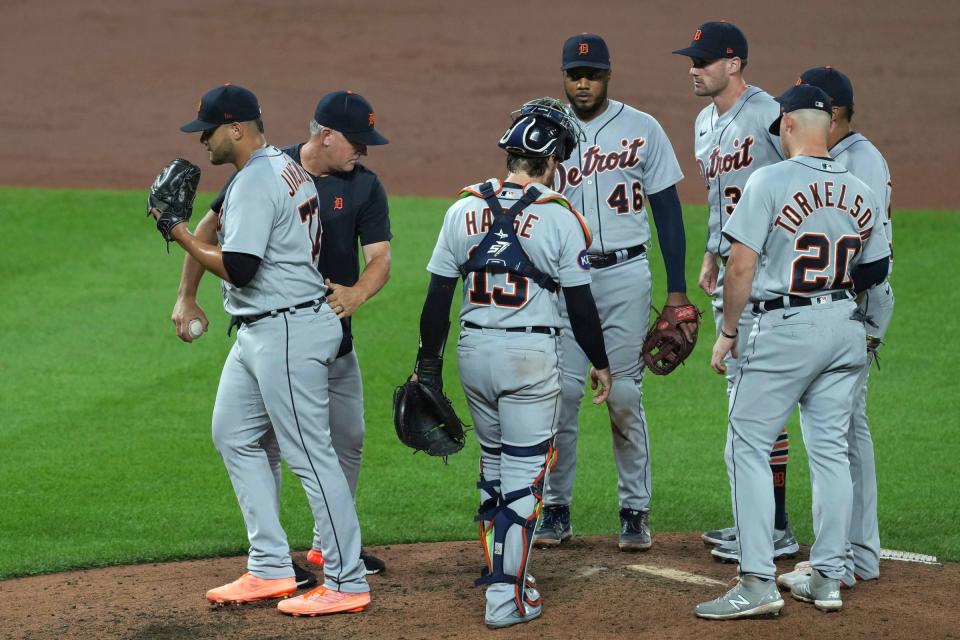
[{"x1": 2, "y1": 533, "x2": 956, "y2": 639}]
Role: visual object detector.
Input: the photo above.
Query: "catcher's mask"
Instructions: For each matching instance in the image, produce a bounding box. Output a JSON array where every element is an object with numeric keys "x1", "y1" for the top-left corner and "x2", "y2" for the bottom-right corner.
[{"x1": 498, "y1": 97, "x2": 584, "y2": 162}]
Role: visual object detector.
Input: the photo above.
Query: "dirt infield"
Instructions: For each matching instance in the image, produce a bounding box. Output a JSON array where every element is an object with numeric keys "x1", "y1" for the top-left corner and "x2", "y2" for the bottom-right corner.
[
  {"x1": 2, "y1": 2, "x2": 957, "y2": 638},
  {"x1": 1, "y1": 534, "x2": 957, "y2": 640},
  {"x1": 1, "y1": 0, "x2": 956, "y2": 209}
]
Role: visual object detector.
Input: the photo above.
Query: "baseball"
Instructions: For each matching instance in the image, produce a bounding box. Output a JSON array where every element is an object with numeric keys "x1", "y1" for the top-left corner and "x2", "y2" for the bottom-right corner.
[{"x1": 188, "y1": 319, "x2": 204, "y2": 339}]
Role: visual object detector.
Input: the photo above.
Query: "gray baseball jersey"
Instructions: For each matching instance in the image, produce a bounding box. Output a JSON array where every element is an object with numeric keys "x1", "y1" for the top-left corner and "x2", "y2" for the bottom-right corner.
[
  {"x1": 218, "y1": 147, "x2": 326, "y2": 315},
  {"x1": 212, "y1": 145, "x2": 368, "y2": 593},
  {"x1": 427, "y1": 178, "x2": 590, "y2": 620},
  {"x1": 544, "y1": 100, "x2": 682, "y2": 514},
  {"x1": 555, "y1": 99, "x2": 684, "y2": 253},
  {"x1": 696, "y1": 87, "x2": 786, "y2": 389},
  {"x1": 427, "y1": 179, "x2": 593, "y2": 322},
  {"x1": 720, "y1": 154, "x2": 891, "y2": 582},
  {"x1": 830, "y1": 131, "x2": 894, "y2": 583},
  {"x1": 831, "y1": 132, "x2": 893, "y2": 262},
  {"x1": 726, "y1": 156, "x2": 889, "y2": 300},
  {"x1": 695, "y1": 87, "x2": 784, "y2": 258}
]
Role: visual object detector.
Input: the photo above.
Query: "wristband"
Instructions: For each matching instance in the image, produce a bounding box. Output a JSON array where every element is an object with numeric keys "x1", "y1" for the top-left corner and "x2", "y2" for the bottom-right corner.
[{"x1": 721, "y1": 328, "x2": 738, "y2": 339}]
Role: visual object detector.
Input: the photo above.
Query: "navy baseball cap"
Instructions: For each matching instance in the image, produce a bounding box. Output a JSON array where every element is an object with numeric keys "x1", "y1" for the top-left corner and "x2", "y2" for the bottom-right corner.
[
  {"x1": 768, "y1": 84, "x2": 834, "y2": 134},
  {"x1": 313, "y1": 91, "x2": 388, "y2": 146},
  {"x1": 798, "y1": 66, "x2": 854, "y2": 108},
  {"x1": 562, "y1": 33, "x2": 611, "y2": 70},
  {"x1": 672, "y1": 21, "x2": 748, "y2": 60},
  {"x1": 180, "y1": 84, "x2": 261, "y2": 133}
]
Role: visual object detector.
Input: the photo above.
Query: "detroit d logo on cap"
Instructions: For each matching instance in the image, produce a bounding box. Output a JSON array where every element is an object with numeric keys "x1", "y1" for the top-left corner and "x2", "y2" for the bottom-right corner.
[{"x1": 579, "y1": 42, "x2": 589, "y2": 55}]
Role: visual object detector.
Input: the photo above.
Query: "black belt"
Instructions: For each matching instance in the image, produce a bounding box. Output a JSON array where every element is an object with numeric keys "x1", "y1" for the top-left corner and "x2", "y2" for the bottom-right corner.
[
  {"x1": 587, "y1": 244, "x2": 646, "y2": 269},
  {"x1": 234, "y1": 297, "x2": 326, "y2": 327},
  {"x1": 752, "y1": 291, "x2": 852, "y2": 314},
  {"x1": 463, "y1": 321, "x2": 559, "y2": 336}
]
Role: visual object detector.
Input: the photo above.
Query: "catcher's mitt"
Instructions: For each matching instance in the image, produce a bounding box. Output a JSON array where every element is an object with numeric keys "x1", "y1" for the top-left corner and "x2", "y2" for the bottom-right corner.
[
  {"x1": 641, "y1": 304, "x2": 701, "y2": 375},
  {"x1": 393, "y1": 380, "x2": 466, "y2": 459},
  {"x1": 146, "y1": 158, "x2": 201, "y2": 248}
]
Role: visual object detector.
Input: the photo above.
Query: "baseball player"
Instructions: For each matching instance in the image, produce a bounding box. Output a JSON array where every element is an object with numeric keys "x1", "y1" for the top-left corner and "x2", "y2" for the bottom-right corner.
[
  {"x1": 534, "y1": 33, "x2": 695, "y2": 552},
  {"x1": 695, "y1": 84, "x2": 890, "y2": 619},
  {"x1": 416, "y1": 97, "x2": 611, "y2": 629},
  {"x1": 776, "y1": 67, "x2": 894, "y2": 591},
  {"x1": 158, "y1": 84, "x2": 370, "y2": 616},
  {"x1": 180, "y1": 91, "x2": 392, "y2": 576},
  {"x1": 672, "y1": 21, "x2": 798, "y2": 561}
]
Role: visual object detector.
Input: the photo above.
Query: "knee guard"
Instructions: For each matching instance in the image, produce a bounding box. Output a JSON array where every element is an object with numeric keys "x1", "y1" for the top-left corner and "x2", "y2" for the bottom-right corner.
[{"x1": 475, "y1": 439, "x2": 553, "y2": 615}]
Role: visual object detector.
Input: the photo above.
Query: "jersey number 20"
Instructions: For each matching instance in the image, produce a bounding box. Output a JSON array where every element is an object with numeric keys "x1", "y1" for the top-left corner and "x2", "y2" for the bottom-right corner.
[{"x1": 790, "y1": 233, "x2": 862, "y2": 293}]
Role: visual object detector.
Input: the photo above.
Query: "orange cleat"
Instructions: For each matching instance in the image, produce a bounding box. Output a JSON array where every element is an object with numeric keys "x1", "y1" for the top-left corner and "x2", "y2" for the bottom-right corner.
[
  {"x1": 205, "y1": 572, "x2": 297, "y2": 604},
  {"x1": 277, "y1": 585, "x2": 371, "y2": 617},
  {"x1": 306, "y1": 548, "x2": 324, "y2": 567}
]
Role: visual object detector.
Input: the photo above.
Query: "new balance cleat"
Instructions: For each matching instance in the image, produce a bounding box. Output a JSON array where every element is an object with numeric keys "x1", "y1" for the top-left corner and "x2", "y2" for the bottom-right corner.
[
  {"x1": 778, "y1": 561, "x2": 860, "y2": 591},
  {"x1": 695, "y1": 575, "x2": 784, "y2": 620},
  {"x1": 533, "y1": 505, "x2": 572, "y2": 548},
  {"x1": 790, "y1": 570, "x2": 842, "y2": 612},
  {"x1": 277, "y1": 585, "x2": 371, "y2": 616},
  {"x1": 205, "y1": 572, "x2": 297, "y2": 604}
]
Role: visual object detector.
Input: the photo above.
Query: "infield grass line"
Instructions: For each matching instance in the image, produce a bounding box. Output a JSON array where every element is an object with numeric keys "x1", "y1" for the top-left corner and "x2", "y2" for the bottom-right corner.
[{"x1": 0, "y1": 186, "x2": 957, "y2": 578}]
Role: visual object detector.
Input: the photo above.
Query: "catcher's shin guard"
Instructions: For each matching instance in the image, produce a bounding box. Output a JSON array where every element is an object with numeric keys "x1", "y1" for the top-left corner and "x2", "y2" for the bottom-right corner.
[
  {"x1": 476, "y1": 454, "x2": 501, "y2": 574},
  {"x1": 475, "y1": 439, "x2": 553, "y2": 615}
]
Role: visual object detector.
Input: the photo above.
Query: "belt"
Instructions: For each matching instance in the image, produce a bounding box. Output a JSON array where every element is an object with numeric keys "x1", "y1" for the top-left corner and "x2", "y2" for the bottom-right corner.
[
  {"x1": 587, "y1": 244, "x2": 646, "y2": 269},
  {"x1": 463, "y1": 321, "x2": 559, "y2": 336},
  {"x1": 235, "y1": 297, "x2": 326, "y2": 326},
  {"x1": 752, "y1": 291, "x2": 852, "y2": 314}
]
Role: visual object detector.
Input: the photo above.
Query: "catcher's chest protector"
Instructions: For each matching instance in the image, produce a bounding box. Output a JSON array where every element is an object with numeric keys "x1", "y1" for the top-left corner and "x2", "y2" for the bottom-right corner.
[{"x1": 458, "y1": 182, "x2": 559, "y2": 293}]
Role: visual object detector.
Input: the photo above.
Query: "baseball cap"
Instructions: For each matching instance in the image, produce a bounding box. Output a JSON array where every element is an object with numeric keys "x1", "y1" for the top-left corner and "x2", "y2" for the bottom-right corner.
[
  {"x1": 768, "y1": 84, "x2": 834, "y2": 134},
  {"x1": 180, "y1": 84, "x2": 261, "y2": 133},
  {"x1": 561, "y1": 33, "x2": 611, "y2": 70},
  {"x1": 672, "y1": 21, "x2": 748, "y2": 60},
  {"x1": 798, "y1": 66, "x2": 854, "y2": 108},
  {"x1": 313, "y1": 91, "x2": 389, "y2": 146}
]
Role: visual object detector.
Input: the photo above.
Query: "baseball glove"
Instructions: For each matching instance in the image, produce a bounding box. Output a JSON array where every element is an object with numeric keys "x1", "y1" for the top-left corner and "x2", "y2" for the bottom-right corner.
[
  {"x1": 146, "y1": 158, "x2": 201, "y2": 249},
  {"x1": 393, "y1": 356, "x2": 466, "y2": 458},
  {"x1": 641, "y1": 304, "x2": 701, "y2": 375}
]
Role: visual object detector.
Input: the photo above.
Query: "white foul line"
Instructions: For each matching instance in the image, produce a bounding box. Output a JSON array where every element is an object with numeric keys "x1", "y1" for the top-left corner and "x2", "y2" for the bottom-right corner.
[{"x1": 626, "y1": 564, "x2": 727, "y2": 586}]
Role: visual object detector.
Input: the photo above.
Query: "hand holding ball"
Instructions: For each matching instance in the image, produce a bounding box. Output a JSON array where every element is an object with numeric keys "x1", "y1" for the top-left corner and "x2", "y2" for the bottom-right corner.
[{"x1": 189, "y1": 319, "x2": 204, "y2": 339}]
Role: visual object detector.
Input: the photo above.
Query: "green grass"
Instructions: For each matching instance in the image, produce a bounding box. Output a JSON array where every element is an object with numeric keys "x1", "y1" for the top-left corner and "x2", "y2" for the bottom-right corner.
[{"x1": 1, "y1": 186, "x2": 957, "y2": 579}]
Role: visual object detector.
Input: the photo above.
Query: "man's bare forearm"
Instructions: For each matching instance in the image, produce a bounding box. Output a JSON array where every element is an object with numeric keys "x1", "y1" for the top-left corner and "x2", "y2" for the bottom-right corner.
[
  {"x1": 353, "y1": 252, "x2": 391, "y2": 303},
  {"x1": 720, "y1": 244, "x2": 756, "y2": 336},
  {"x1": 178, "y1": 211, "x2": 219, "y2": 297}
]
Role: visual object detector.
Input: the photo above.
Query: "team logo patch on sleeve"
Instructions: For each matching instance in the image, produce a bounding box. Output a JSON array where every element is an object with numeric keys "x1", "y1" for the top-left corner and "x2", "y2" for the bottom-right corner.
[{"x1": 577, "y1": 249, "x2": 591, "y2": 271}]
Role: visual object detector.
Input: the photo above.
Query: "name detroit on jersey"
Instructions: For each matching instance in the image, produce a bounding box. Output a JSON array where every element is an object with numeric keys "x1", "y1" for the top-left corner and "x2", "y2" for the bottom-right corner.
[
  {"x1": 555, "y1": 137, "x2": 646, "y2": 194},
  {"x1": 698, "y1": 136, "x2": 756, "y2": 182}
]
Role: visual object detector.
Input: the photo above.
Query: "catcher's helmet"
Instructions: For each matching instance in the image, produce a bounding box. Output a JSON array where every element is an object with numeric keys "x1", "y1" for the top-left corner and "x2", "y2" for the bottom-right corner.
[{"x1": 498, "y1": 97, "x2": 584, "y2": 161}]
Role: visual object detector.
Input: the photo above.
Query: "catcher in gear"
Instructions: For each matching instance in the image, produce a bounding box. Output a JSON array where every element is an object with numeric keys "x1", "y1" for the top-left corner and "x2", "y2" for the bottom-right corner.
[
  {"x1": 641, "y1": 304, "x2": 701, "y2": 375},
  {"x1": 415, "y1": 96, "x2": 610, "y2": 629}
]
